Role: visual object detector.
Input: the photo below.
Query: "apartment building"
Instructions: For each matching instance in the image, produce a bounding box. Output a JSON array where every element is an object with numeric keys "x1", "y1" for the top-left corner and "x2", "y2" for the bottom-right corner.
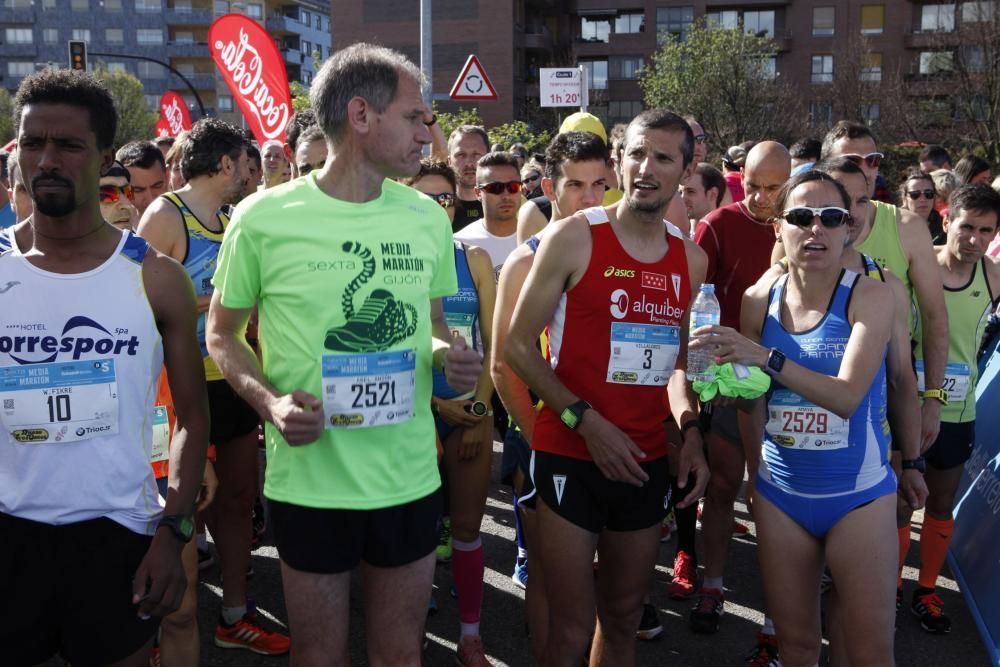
[{"x1": 0, "y1": 0, "x2": 331, "y2": 130}]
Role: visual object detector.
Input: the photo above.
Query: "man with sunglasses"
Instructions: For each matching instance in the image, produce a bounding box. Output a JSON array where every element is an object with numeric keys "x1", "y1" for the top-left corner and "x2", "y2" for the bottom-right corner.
[
  {"x1": 116, "y1": 141, "x2": 168, "y2": 216},
  {"x1": 776, "y1": 121, "x2": 949, "y2": 456},
  {"x1": 99, "y1": 160, "x2": 138, "y2": 231},
  {"x1": 455, "y1": 152, "x2": 523, "y2": 282},
  {"x1": 690, "y1": 141, "x2": 790, "y2": 635}
]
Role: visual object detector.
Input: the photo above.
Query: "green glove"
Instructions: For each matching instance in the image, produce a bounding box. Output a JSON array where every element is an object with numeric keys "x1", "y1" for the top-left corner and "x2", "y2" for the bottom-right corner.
[{"x1": 691, "y1": 362, "x2": 771, "y2": 402}]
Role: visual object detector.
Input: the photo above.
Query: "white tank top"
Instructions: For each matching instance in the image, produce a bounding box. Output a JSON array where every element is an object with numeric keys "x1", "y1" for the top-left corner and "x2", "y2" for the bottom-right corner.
[{"x1": 0, "y1": 230, "x2": 164, "y2": 534}]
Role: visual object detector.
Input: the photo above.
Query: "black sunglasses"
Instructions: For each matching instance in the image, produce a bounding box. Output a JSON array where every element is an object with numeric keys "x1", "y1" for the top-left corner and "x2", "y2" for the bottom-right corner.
[
  {"x1": 478, "y1": 180, "x2": 523, "y2": 195},
  {"x1": 427, "y1": 192, "x2": 455, "y2": 208},
  {"x1": 694, "y1": 133, "x2": 708, "y2": 144},
  {"x1": 782, "y1": 207, "x2": 851, "y2": 228},
  {"x1": 522, "y1": 174, "x2": 541, "y2": 185},
  {"x1": 842, "y1": 152, "x2": 884, "y2": 169},
  {"x1": 907, "y1": 189, "x2": 935, "y2": 200}
]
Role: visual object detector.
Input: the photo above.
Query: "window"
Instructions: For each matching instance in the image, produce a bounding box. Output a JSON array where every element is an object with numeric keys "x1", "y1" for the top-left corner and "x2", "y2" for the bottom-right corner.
[
  {"x1": 174, "y1": 31, "x2": 194, "y2": 44},
  {"x1": 608, "y1": 100, "x2": 644, "y2": 123},
  {"x1": 861, "y1": 5, "x2": 884, "y2": 34},
  {"x1": 763, "y1": 57, "x2": 777, "y2": 80},
  {"x1": 706, "y1": 10, "x2": 738, "y2": 30},
  {"x1": 105, "y1": 28, "x2": 123, "y2": 43},
  {"x1": 581, "y1": 16, "x2": 611, "y2": 42},
  {"x1": 813, "y1": 7, "x2": 835, "y2": 35},
  {"x1": 214, "y1": 0, "x2": 228, "y2": 14},
  {"x1": 960, "y1": 44, "x2": 985, "y2": 72},
  {"x1": 3, "y1": 0, "x2": 32, "y2": 8},
  {"x1": 7, "y1": 62, "x2": 35, "y2": 77},
  {"x1": 72, "y1": 28, "x2": 91, "y2": 42},
  {"x1": 962, "y1": 1, "x2": 994, "y2": 22},
  {"x1": 71, "y1": 0, "x2": 88, "y2": 11},
  {"x1": 581, "y1": 60, "x2": 608, "y2": 90},
  {"x1": 41, "y1": 0, "x2": 56, "y2": 9},
  {"x1": 812, "y1": 55, "x2": 834, "y2": 83},
  {"x1": 919, "y1": 51, "x2": 954, "y2": 74},
  {"x1": 861, "y1": 53, "x2": 882, "y2": 81},
  {"x1": 106, "y1": 62, "x2": 126, "y2": 73},
  {"x1": 137, "y1": 29, "x2": 164, "y2": 45},
  {"x1": 656, "y1": 6, "x2": 693, "y2": 44},
  {"x1": 103, "y1": 0, "x2": 122, "y2": 10},
  {"x1": 175, "y1": 63, "x2": 195, "y2": 75},
  {"x1": 615, "y1": 12, "x2": 644, "y2": 34},
  {"x1": 174, "y1": 0, "x2": 191, "y2": 11},
  {"x1": 5, "y1": 28, "x2": 33, "y2": 43},
  {"x1": 144, "y1": 94, "x2": 159, "y2": 111},
  {"x1": 43, "y1": 28, "x2": 59, "y2": 43},
  {"x1": 862, "y1": 103, "x2": 880, "y2": 124},
  {"x1": 301, "y1": 9, "x2": 310, "y2": 26},
  {"x1": 610, "y1": 55, "x2": 644, "y2": 80},
  {"x1": 744, "y1": 10, "x2": 775, "y2": 38},
  {"x1": 218, "y1": 94, "x2": 234, "y2": 112},
  {"x1": 302, "y1": 40, "x2": 312, "y2": 56},
  {"x1": 135, "y1": 0, "x2": 160, "y2": 11},
  {"x1": 921, "y1": 4, "x2": 955, "y2": 32},
  {"x1": 246, "y1": 2, "x2": 262, "y2": 18},
  {"x1": 809, "y1": 100, "x2": 833, "y2": 128},
  {"x1": 137, "y1": 61, "x2": 165, "y2": 78}
]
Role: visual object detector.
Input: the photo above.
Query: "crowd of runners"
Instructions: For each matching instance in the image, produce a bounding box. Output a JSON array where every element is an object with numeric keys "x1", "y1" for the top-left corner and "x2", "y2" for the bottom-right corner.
[{"x1": 1, "y1": 41, "x2": 998, "y2": 667}]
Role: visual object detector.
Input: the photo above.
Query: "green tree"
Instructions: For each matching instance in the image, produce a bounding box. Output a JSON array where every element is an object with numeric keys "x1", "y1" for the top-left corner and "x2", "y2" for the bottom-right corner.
[
  {"x1": 640, "y1": 20, "x2": 804, "y2": 154},
  {"x1": 0, "y1": 87, "x2": 14, "y2": 144},
  {"x1": 93, "y1": 68, "x2": 157, "y2": 148},
  {"x1": 488, "y1": 120, "x2": 552, "y2": 155},
  {"x1": 434, "y1": 106, "x2": 484, "y2": 144},
  {"x1": 289, "y1": 81, "x2": 311, "y2": 113}
]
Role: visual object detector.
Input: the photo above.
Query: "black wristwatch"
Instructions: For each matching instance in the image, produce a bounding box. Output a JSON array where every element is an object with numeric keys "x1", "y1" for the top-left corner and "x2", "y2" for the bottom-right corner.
[
  {"x1": 765, "y1": 348, "x2": 786, "y2": 376},
  {"x1": 158, "y1": 514, "x2": 194, "y2": 543},
  {"x1": 560, "y1": 400, "x2": 592, "y2": 431},
  {"x1": 901, "y1": 457, "x2": 927, "y2": 474}
]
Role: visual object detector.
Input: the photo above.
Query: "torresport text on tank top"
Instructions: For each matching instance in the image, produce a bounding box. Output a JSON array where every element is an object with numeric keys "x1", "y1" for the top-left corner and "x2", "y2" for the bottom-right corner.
[{"x1": 0, "y1": 316, "x2": 141, "y2": 363}]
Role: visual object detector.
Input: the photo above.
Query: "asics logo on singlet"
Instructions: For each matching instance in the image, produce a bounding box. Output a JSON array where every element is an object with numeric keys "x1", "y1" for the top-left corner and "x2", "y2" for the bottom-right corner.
[
  {"x1": 0, "y1": 316, "x2": 140, "y2": 365},
  {"x1": 604, "y1": 266, "x2": 636, "y2": 279},
  {"x1": 609, "y1": 289, "x2": 684, "y2": 322}
]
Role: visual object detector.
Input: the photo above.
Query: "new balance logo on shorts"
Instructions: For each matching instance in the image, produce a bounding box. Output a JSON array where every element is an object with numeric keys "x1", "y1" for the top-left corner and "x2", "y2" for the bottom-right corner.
[{"x1": 553, "y1": 475, "x2": 567, "y2": 506}]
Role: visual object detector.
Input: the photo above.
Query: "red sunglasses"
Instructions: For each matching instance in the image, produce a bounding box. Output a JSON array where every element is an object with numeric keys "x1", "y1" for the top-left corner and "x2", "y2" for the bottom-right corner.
[{"x1": 99, "y1": 184, "x2": 135, "y2": 205}]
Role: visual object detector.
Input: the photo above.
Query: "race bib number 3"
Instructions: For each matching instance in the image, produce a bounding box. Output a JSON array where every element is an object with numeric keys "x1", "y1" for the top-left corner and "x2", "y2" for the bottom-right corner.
[
  {"x1": 0, "y1": 359, "x2": 120, "y2": 444},
  {"x1": 915, "y1": 360, "x2": 970, "y2": 402},
  {"x1": 766, "y1": 390, "x2": 849, "y2": 450},
  {"x1": 607, "y1": 322, "x2": 680, "y2": 386},
  {"x1": 322, "y1": 350, "x2": 416, "y2": 429}
]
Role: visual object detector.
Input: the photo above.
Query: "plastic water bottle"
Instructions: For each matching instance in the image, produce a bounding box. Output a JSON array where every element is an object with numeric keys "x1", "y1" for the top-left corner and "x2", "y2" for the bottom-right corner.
[{"x1": 687, "y1": 284, "x2": 721, "y2": 382}]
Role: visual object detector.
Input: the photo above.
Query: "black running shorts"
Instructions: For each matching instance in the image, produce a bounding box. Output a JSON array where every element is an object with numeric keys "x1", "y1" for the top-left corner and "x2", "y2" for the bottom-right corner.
[
  {"x1": 924, "y1": 420, "x2": 975, "y2": 470},
  {"x1": 0, "y1": 513, "x2": 159, "y2": 667},
  {"x1": 532, "y1": 450, "x2": 669, "y2": 533},
  {"x1": 207, "y1": 379, "x2": 260, "y2": 443},
  {"x1": 270, "y1": 488, "x2": 441, "y2": 574}
]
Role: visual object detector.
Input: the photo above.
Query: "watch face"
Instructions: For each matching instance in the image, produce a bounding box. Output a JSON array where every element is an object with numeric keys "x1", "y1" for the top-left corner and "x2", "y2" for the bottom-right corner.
[
  {"x1": 470, "y1": 401, "x2": 488, "y2": 417},
  {"x1": 180, "y1": 516, "x2": 194, "y2": 538}
]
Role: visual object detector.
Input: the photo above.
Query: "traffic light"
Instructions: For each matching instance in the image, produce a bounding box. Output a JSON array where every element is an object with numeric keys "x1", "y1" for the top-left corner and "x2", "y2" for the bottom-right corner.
[{"x1": 68, "y1": 40, "x2": 87, "y2": 72}]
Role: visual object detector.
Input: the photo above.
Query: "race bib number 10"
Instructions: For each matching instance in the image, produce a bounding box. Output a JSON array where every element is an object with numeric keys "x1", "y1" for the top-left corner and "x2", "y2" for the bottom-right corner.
[
  {"x1": 321, "y1": 350, "x2": 416, "y2": 429},
  {"x1": 0, "y1": 359, "x2": 120, "y2": 444}
]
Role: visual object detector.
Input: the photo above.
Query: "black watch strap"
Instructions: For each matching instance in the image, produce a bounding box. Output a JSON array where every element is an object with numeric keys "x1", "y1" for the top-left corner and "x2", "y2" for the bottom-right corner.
[
  {"x1": 901, "y1": 457, "x2": 926, "y2": 473},
  {"x1": 158, "y1": 514, "x2": 194, "y2": 543}
]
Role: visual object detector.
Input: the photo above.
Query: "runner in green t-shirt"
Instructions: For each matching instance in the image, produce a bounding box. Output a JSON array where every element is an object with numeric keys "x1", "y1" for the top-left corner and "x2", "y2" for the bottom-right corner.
[{"x1": 207, "y1": 43, "x2": 481, "y2": 664}]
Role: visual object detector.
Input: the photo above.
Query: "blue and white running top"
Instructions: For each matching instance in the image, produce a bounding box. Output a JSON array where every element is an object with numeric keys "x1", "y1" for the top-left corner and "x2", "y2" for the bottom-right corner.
[
  {"x1": 432, "y1": 241, "x2": 480, "y2": 400},
  {"x1": 758, "y1": 269, "x2": 892, "y2": 497}
]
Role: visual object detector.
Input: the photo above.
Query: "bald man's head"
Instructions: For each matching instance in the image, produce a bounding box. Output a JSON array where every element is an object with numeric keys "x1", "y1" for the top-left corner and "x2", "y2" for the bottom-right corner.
[{"x1": 743, "y1": 141, "x2": 790, "y2": 221}]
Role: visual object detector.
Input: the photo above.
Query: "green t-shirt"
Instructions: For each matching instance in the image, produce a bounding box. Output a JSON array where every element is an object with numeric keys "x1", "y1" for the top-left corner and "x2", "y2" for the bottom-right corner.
[{"x1": 213, "y1": 174, "x2": 457, "y2": 510}]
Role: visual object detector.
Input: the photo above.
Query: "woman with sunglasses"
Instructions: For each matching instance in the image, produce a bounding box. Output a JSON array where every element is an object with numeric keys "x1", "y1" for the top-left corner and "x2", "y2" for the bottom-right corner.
[
  {"x1": 99, "y1": 160, "x2": 138, "y2": 231},
  {"x1": 899, "y1": 168, "x2": 945, "y2": 244},
  {"x1": 692, "y1": 170, "x2": 898, "y2": 667},
  {"x1": 403, "y1": 158, "x2": 499, "y2": 665}
]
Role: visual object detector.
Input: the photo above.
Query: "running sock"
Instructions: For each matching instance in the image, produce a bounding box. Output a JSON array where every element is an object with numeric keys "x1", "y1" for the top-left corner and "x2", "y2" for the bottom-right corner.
[
  {"x1": 761, "y1": 616, "x2": 776, "y2": 636},
  {"x1": 221, "y1": 604, "x2": 247, "y2": 626},
  {"x1": 452, "y1": 537, "x2": 485, "y2": 635},
  {"x1": 918, "y1": 515, "x2": 954, "y2": 590},
  {"x1": 513, "y1": 492, "x2": 527, "y2": 560},
  {"x1": 897, "y1": 524, "x2": 911, "y2": 588},
  {"x1": 703, "y1": 576, "x2": 723, "y2": 592}
]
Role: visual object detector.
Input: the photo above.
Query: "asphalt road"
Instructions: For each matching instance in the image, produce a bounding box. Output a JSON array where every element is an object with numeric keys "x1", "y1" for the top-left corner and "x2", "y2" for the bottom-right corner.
[{"x1": 175, "y1": 440, "x2": 994, "y2": 667}]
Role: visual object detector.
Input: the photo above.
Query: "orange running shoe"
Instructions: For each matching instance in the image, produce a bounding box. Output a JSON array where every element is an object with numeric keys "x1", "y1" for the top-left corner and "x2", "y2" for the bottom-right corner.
[{"x1": 214, "y1": 612, "x2": 291, "y2": 655}]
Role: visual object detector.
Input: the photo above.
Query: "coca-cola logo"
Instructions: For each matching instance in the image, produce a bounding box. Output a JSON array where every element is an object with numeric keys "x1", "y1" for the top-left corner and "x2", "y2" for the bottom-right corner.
[
  {"x1": 209, "y1": 15, "x2": 292, "y2": 145},
  {"x1": 158, "y1": 91, "x2": 191, "y2": 137}
]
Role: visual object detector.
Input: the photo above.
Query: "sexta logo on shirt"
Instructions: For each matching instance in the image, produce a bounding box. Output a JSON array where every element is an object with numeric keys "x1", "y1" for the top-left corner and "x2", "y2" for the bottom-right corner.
[{"x1": 0, "y1": 316, "x2": 140, "y2": 365}]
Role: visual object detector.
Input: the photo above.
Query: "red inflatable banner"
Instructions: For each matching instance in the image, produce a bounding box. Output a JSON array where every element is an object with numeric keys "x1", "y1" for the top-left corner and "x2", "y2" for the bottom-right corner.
[
  {"x1": 158, "y1": 91, "x2": 192, "y2": 137},
  {"x1": 209, "y1": 14, "x2": 292, "y2": 145}
]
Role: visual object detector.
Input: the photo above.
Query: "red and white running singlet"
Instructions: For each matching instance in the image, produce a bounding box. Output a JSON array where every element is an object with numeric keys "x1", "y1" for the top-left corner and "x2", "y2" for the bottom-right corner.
[{"x1": 533, "y1": 207, "x2": 691, "y2": 461}]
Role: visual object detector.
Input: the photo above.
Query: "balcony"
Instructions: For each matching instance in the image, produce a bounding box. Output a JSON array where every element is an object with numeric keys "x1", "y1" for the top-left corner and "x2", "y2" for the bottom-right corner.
[
  {"x1": 172, "y1": 73, "x2": 216, "y2": 90},
  {"x1": 166, "y1": 41, "x2": 211, "y2": 57},
  {"x1": 771, "y1": 32, "x2": 792, "y2": 52},
  {"x1": 266, "y1": 14, "x2": 300, "y2": 35},
  {"x1": 0, "y1": 7, "x2": 34, "y2": 22},
  {"x1": 523, "y1": 24, "x2": 554, "y2": 51},
  {"x1": 164, "y1": 8, "x2": 214, "y2": 26},
  {"x1": 0, "y1": 43, "x2": 38, "y2": 58},
  {"x1": 904, "y1": 30, "x2": 958, "y2": 49},
  {"x1": 282, "y1": 48, "x2": 303, "y2": 65}
]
